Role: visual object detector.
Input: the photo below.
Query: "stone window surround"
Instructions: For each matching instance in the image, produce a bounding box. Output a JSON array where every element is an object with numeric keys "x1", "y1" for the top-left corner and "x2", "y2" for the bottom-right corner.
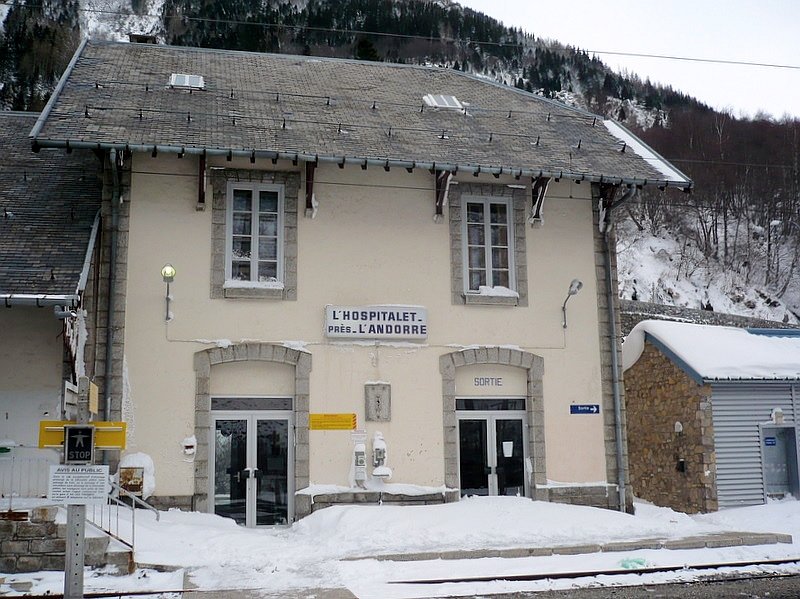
[
  {"x1": 440, "y1": 347, "x2": 547, "y2": 500},
  {"x1": 449, "y1": 182, "x2": 528, "y2": 307},
  {"x1": 210, "y1": 169, "x2": 299, "y2": 301},
  {"x1": 192, "y1": 343, "x2": 311, "y2": 519}
]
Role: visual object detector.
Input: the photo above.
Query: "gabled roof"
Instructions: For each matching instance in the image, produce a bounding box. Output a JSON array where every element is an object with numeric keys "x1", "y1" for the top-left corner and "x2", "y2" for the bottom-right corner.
[
  {"x1": 623, "y1": 319, "x2": 800, "y2": 382},
  {"x1": 0, "y1": 112, "x2": 102, "y2": 304},
  {"x1": 31, "y1": 40, "x2": 691, "y2": 190}
]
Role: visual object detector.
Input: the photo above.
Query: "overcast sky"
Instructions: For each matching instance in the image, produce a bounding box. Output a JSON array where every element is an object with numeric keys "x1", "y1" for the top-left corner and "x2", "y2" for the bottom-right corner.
[{"x1": 458, "y1": 0, "x2": 800, "y2": 120}]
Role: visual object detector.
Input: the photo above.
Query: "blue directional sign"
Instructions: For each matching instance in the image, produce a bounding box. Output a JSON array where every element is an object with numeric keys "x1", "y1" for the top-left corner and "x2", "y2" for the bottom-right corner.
[
  {"x1": 765, "y1": 437, "x2": 777, "y2": 446},
  {"x1": 570, "y1": 404, "x2": 600, "y2": 415}
]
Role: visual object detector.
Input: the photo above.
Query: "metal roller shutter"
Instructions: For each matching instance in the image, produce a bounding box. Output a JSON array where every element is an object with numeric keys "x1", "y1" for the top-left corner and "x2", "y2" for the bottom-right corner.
[{"x1": 712, "y1": 383, "x2": 795, "y2": 509}]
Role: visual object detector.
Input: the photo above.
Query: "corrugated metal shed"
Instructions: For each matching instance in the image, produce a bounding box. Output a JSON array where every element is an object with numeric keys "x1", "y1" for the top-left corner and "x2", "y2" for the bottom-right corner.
[
  {"x1": 712, "y1": 382, "x2": 797, "y2": 508},
  {"x1": 625, "y1": 321, "x2": 800, "y2": 510}
]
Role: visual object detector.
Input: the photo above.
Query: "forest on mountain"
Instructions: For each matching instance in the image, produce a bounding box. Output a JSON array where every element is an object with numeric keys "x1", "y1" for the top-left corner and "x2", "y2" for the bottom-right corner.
[{"x1": 1, "y1": 0, "x2": 798, "y2": 318}]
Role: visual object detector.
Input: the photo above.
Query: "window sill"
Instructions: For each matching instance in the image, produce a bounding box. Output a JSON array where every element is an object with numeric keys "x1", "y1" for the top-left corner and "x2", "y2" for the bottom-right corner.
[
  {"x1": 223, "y1": 286, "x2": 284, "y2": 300},
  {"x1": 463, "y1": 294, "x2": 519, "y2": 306}
]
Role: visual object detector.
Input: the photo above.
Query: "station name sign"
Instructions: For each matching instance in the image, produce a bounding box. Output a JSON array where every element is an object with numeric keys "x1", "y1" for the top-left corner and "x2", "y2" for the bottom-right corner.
[{"x1": 325, "y1": 305, "x2": 428, "y2": 340}]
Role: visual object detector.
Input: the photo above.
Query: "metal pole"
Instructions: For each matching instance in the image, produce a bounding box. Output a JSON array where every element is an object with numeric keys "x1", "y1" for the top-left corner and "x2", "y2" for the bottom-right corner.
[
  {"x1": 64, "y1": 376, "x2": 91, "y2": 599},
  {"x1": 64, "y1": 505, "x2": 86, "y2": 599},
  {"x1": 8, "y1": 454, "x2": 14, "y2": 513}
]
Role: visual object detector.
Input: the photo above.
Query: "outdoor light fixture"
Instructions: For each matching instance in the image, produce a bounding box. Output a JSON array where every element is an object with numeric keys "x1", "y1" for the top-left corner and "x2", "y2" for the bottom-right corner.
[
  {"x1": 561, "y1": 278, "x2": 583, "y2": 329},
  {"x1": 161, "y1": 263, "x2": 176, "y2": 321}
]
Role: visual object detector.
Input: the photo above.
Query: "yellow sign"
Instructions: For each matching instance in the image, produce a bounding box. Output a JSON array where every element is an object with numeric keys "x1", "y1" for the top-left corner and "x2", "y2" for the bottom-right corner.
[
  {"x1": 89, "y1": 382, "x2": 99, "y2": 415},
  {"x1": 38, "y1": 421, "x2": 127, "y2": 450},
  {"x1": 309, "y1": 413, "x2": 357, "y2": 430}
]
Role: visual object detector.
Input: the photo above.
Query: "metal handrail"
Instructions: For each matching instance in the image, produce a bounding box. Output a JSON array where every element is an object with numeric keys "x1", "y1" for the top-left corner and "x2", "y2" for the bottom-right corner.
[
  {"x1": 110, "y1": 480, "x2": 160, "y2": 521},
  {"x1": 85, "y1": 480, "x2": 160, "y2": 551}
]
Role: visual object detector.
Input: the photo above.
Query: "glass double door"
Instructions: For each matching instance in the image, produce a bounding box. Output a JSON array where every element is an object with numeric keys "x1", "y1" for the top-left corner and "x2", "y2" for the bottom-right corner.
[
  {"x1": 212, "y1": 412, "x2": 293, "y2": 526},
  {"x1": 458, "y1": 412, "x2": 526, "y2": 497}
]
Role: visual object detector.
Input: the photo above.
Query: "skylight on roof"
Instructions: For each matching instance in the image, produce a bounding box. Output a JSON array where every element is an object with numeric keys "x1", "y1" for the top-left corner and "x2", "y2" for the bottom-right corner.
[
  {"x1": 169, "y1": 73, "x2": 205, "y2": 90},
  {"x1": 423, "y1": 94, "x2": 462, "y2": 109}
]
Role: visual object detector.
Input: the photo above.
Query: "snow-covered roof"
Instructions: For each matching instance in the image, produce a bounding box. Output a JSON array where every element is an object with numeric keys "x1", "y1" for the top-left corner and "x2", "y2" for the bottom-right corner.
[{"x1": 623, "y1": 319, "x2": 800, "y2": 382}]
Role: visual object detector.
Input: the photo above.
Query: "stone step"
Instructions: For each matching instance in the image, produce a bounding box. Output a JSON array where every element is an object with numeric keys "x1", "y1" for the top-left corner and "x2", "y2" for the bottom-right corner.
[{"x1": 104, "y1": 549, "x2": 134, "y2": 575}]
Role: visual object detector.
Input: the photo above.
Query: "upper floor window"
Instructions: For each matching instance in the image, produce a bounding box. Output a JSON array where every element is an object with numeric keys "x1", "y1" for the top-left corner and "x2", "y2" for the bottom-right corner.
[
  {"x1": 226, "y1": 182, "x2": 284, "y2": 287},
  {"x1": 463, "y1": 197, "x2": 515, "y2": 293},
  {"x1": 211, "y1": 170, "x2": 298, "y2": 301}
]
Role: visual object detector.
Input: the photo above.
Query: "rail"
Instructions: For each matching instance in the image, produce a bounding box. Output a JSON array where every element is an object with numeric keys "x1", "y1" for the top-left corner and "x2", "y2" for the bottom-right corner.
[
  {"x1": 85, "y1": 480, "x2": 160, "y2": 550},
  {"x1": 0, "y1": 449, "x2": 59, "y2": 505}
]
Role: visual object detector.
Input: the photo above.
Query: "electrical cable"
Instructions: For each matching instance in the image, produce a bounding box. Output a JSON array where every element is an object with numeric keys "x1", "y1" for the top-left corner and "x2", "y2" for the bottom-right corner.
[
  {"x1": 0, "y1": 1, "x2": 798, "y2": 71},
  {"x1": 71, "y1": 79, "x2": 603, "y2": 124}
]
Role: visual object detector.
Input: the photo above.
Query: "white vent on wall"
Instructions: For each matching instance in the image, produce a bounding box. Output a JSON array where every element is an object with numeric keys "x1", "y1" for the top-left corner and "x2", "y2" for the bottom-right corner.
[
  {"x1": 169, "y1": 73, "x2": 205, "y2": 89},
  {"x1": 423, "y1": 94, "x2": 463, "y2": 109}
]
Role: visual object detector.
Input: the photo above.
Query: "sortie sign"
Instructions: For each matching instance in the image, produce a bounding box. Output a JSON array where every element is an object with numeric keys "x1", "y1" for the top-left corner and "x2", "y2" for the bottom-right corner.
[{"x1": 325, "y1": 305, "x2": 428, "y2": 340}]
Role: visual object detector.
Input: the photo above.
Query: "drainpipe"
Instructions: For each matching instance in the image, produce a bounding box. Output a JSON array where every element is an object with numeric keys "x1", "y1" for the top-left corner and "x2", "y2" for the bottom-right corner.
[
  {"x1": 104, "y1": 149, "x2": 120, "y2": 423},
  {"x1": 601, "y1": 186, "x2": 635, "y2": 512}
]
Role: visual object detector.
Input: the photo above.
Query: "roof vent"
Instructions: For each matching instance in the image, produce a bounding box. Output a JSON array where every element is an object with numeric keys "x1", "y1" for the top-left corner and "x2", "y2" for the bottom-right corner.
[
  {"x1": 423, "y1": 94, "x2": 462, "y2": 109},
  {"x1": 169, "y1": 73, "x2": 205, "y2": 90}
]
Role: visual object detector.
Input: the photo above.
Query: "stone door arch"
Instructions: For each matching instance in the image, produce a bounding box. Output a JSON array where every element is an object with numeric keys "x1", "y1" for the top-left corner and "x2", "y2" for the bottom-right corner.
[
  {"x1": 440, "y1": 347, "x2": 547, "y2": 500},
  {"x1": 193, "y1": 343, "x2": 311, "y2": 515}
]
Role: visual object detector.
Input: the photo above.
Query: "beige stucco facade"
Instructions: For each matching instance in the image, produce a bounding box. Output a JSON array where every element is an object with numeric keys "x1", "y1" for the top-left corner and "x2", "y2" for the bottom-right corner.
[
  {"x1": 0, "y1": 308, "x2": 64, "y2": 449},
  {"x1": 118, "y1": 152, "x2": 621, "y2": 518}
]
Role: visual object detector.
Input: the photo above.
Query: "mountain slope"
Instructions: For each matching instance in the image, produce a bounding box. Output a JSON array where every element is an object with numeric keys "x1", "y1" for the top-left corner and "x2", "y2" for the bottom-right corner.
[{"x1": 1, "y1": 0, "x2": 798, "y2": 325}]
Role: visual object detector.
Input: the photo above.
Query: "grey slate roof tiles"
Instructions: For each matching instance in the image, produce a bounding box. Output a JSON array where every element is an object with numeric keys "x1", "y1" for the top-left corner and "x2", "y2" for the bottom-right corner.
[
  {"x1": 33, "y1": 41, "x2": 690, "y2": 189},
  {"x1": 0, "y1": 112, "x2": 102, "y2": 297}
]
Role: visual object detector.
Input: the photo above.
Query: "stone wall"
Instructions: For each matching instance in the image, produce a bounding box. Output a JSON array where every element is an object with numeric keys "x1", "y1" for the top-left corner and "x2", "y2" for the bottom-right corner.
[
  {"x1": 620, "y1": 300, "x2": 797, "y2": 336},
  {"x1": 594, "y1": 189, "x2": 631, "y2": 513},
  {"x1": 0, "y1": 507, "x2": 62, "y2": 573},
  {"x1": 0, "y1": 507, "x2": 130, "y2": 574},
  {"x1": 303, "y1": 490, "x2": 461, "y2": 515},
  {"x1": 544, "y1": 485, "x2": 620, "y2": 509},
  {"x1": 625, "y1": 342, "x2": 717, "y2": 513}
]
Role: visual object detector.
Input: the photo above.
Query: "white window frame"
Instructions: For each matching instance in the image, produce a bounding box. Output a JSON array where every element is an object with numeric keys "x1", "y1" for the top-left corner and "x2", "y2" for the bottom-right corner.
[
  {"x1": 461, "y1": 195, "x2": 516, "y2": 294},
  {"x1": 224, "y1": 181, "x2": 285, "y2": 288}
]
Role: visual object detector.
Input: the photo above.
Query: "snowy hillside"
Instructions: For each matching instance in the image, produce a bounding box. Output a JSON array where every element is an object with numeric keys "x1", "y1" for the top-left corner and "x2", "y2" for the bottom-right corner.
[
  {"x1": 80, "y1": 0, "x2": 163, "y2": 40},
  {"x1": 617, "y1": 216, "x2": 800, "y2": 325}
]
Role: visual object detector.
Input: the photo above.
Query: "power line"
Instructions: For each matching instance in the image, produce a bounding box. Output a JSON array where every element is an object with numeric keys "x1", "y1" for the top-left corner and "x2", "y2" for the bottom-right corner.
[
  {"x1": 667, "y1": 158, "x2": 797, "y2": 170},
  {"x1": 5, "y1": 158, "x2": 797, "y2": 213},
  {"x1": 580, "y1": 49, "x2": 800, "y2": 71},
  {"x1": 82, "y1": 79, "x2": 599, "y2": 124},
  {"x1": 1, "y1": 1, "x2": 799, "y2": 71}
]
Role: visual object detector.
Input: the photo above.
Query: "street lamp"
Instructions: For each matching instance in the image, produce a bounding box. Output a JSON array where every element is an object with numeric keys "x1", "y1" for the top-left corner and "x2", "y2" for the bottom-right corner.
[
  {"x1": 161, "y1": 263, "x2": 175, "y2": 321},
  {"x1": 562, "y1": 278, "x2": 583, "y2": 329}
]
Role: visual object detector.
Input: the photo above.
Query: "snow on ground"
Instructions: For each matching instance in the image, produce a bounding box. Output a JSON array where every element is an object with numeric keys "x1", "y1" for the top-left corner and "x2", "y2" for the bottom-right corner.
[{"x1": 4, "y1": 496, "x2": 800, "y2": 597}]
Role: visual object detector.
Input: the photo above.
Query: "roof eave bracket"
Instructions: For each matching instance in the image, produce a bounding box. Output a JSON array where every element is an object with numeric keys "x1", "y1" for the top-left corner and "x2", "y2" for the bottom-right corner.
[
  {"x1": 528, "y1": 176, "x2": 550, "y2": 225},
  {"x1": 305, "y1": 161, "x2": 317, "y2": 218},
  {"x1": 434, "y1": 169, "x2": 452, "y2": 222}
]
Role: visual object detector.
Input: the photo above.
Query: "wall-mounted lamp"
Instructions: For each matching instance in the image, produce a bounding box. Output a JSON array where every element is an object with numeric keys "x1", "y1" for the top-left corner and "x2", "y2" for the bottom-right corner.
[
  {"x1": 561, "y1": 278, "x2": 583, "y2": 329},
  {"x1": 161, "y1": 263, "x2": 176, "y2": 322},
  {"x1": 54, "y1": 305, "x2": 78, "y2": 319}
]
